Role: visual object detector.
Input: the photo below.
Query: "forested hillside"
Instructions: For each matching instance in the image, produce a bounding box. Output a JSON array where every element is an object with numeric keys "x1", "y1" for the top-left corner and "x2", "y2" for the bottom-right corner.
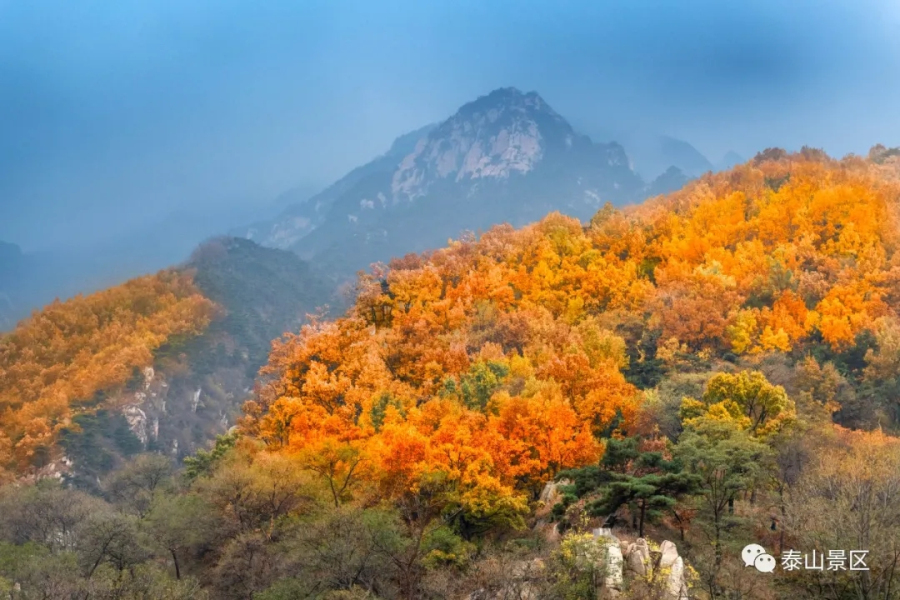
[
  {"x1": 2, "y1": 149, "x2": 900, "y2": 599},
  {"x1": 0, "y1": 272, "x2": 217, "y2": 481},
  {"x1": 0, "y1": 238, "x2": 329, "y2": 485}
]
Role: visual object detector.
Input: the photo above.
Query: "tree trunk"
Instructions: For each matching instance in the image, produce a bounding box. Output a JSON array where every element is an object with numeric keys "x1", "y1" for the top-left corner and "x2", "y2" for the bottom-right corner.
[
  {"x1": 639, "y1": 500, "x2": 647, "y2": 538},
  {"x1": 777, "y1": 483, "x2": 786, "y2": 553},
  {"x1": 171, "y1": 549, "x2": 181, "y2": 580},
  {"x1": 712, "y1": 514, "x2": 723, "y2": 599}
]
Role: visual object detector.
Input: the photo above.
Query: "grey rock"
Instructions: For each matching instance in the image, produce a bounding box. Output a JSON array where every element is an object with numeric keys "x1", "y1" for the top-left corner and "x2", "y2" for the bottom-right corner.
[
  {"x1": 659, "y1": 540, "x2": 680, "y2": 569},
  {"x1": 539, "y1": 478, "x2": 571, "y2": 505},
  {"x1": 593, "y1": 529, "x2": 624, "y2": 592},
  {"x1": 625, "y1": 538, "x2": 651, "y2": 576},
  {"x1": 666, "y1": 556, "x2": 689, "y2": 600}
]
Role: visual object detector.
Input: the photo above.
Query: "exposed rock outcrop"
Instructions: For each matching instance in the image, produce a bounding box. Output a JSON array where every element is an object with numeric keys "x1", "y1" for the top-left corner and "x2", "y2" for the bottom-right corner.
[
  {"x1": 538, "y1": 478, "x2": 571, "y2": 506},
  {"x1": 534, "y1": 479, "x2": 572, "y2": 544},
  {"x1": 622, "y1": 537, "x2": 690, "y2": 600},
  {"x1": 666, "y1": 556, "x2": 688, "y2": 600},
  {"x1": 593, "y1": 528, "x2": 625, "y2": 595},
  {"x1": 463, "y1": 558, "x2": 545, "y2": 600},
  {"x1": 122, "y1": 405, "x2": 149, "y2": 446},
  {"x1": 624, "y1": 538, "x2": 651, "y2": 577}
]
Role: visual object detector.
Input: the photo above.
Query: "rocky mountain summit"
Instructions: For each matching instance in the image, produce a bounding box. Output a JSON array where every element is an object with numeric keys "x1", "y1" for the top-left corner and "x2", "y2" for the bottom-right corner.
[{"x1": 389, "y1": 88, "x2": 637, "y2": 201}]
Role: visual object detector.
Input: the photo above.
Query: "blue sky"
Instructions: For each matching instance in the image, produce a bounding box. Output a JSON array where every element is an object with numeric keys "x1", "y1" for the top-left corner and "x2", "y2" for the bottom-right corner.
[{"x1": 1, "y1": 0, "x2": 899, "y2": 249}]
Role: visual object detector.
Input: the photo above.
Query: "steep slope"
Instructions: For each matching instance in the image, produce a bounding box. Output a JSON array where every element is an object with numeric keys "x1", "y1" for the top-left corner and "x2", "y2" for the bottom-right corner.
[
  {"x1": 0, "y1": 271, "x2": 217, "y2": 482},
  {"x1": 187, "y1": 237, "x2": 332, "y2": 371},
  {"x1": 0, "y1": 237, "x2": 330, "y2": 485},
  {"x1": 265, "y1": 88, "x2": 644, "y2": 274},
  {"x1": 247, "y1": 149, "x2": 900, "y2": 488},
  {"x1": 387, "y1": 89, "x2": 639, "y2": 204}
]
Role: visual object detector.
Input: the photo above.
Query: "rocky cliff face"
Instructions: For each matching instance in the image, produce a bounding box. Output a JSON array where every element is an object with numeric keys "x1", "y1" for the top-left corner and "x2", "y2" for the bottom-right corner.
[{"x1": 392, "y1": 90, "x2": 558, "y2": 197}]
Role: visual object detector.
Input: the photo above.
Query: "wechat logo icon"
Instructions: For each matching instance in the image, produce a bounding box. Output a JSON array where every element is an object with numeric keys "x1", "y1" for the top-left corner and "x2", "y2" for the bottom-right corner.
[{"x1": 742, "y1": 544, "x2": 776, "y2": 573}]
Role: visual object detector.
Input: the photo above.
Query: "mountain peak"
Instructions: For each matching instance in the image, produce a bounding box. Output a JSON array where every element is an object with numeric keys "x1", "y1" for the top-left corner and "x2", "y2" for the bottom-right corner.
[
  {"x1": 481, "y1": 86, "x2": 526, "y2": 100},
  {"x1": 391, "y1": 88, "x2": 573, "y2": 198},
  {"x1": 470, "y1": 86, "x2": 543, "y2": 104},
  {"x1": 456, "y1": 87, "x2": 561, "y2": 122}
]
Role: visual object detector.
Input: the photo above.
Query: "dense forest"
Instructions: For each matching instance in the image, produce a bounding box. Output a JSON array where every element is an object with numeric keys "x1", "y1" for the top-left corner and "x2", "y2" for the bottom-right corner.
[{"x1": 2, "y1": 148, "x2": 900, "y2": 599}]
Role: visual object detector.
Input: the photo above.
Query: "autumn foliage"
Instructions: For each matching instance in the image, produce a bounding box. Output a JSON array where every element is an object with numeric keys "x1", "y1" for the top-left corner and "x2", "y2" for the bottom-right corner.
[
  {"x1": 3, "y1": 149, "x2": 900, "y2": 599},
  {"x1": 240, "y1": 223, "x2": 647, "y2": 516},
  {"x1": 243, "y1": 150, "x2": 900, "y2": 523},
  {"x1": 639, "y1": 153, "x2": 900, "y2": 352},
  {"x1": 0, "y1": 271, "x2": 217, "y2": 479}
]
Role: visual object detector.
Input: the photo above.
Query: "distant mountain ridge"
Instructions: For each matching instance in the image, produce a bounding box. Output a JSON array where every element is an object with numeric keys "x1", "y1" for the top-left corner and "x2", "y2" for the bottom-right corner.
[
  {"x1": 236, "y1": 87, "x2": 648, "y2": 273},
  {"x1": 581, "y1": 125, "x2": 715, "y2": 180},
  {"x1": 0, "y1": 241, "x2": 24, "y2": 330},
  {"x1": 0, "y1": 203, "x2": 284, "y2": 333},
  {"x1": 717, "y1": 150, "x2": 745, "y2": 172}
]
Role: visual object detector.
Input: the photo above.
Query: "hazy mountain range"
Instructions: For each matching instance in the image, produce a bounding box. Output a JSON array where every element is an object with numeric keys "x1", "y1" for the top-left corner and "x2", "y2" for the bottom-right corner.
[
  {"x1": 580, "y1": 126, "x2": 714, "y2": 180},
  {"x1": 3, "y1": 87, "x2": 737, "y2": 330},
  {"x1": 0, "y1": 204, "x2": 285, "y2": 331}
]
